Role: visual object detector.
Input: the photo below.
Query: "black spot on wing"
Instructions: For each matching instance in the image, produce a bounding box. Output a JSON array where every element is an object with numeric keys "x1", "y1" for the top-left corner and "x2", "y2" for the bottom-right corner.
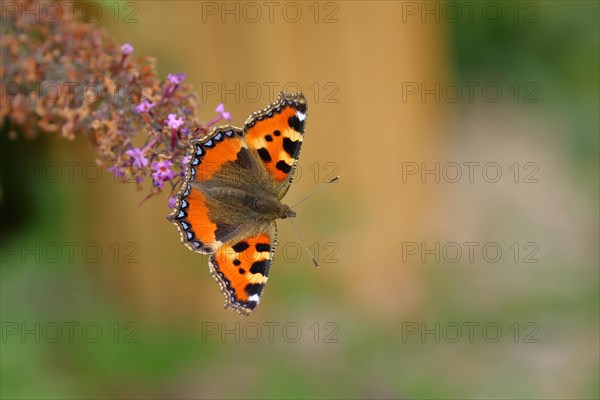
[
  {"x1": 238, "y1": 268, "x2": 245, "y2": 274},
  {"x1": 245, "y1": 283, "x2": 264, "y2": 296},
  {"x1": 282, "y1": 137, "x2": 300, "y2": 157},
  {"x1": 232, "y1": 241, "x2": 249, "y2": 252},
  {"x1": 233, "y1": 259, "x2": 241, "y2": 266},
  {"x1": 288, "y1": 115, "x2": 305, "y2": 132},
  {"x1": 257, "y1": 147, "x2": 272, "y2": 163},
  {"x1": 273, "y1": 130, "x2": 281, "y2": 137},
  {"x1": 245, "y1": 301, "x2": 257, "y2": 310},
  {"x1": 276, "y1": 160, "x2": 292, "y2": 174},
  {"x1": 265, "y1": 134, "x2": 273, "y2": 142},
  {"x1": 255, "y1": 243, "x2": 271, "y2": 253},
  {"x1": 249, "y1": 260, "x2": 269, "y2": 276}
]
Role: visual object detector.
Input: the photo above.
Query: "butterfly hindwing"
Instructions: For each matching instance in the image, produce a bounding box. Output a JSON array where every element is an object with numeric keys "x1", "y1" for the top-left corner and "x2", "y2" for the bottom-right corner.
[
  {"x1": 168, "y1": 126, "x2": 247, "y2": 253},
  {"x1": 244, "y1": 92, "x2": 307, "y2": 198},
  {"x1": 209, "y1": 223, "x2": 277, "y2": 316}
]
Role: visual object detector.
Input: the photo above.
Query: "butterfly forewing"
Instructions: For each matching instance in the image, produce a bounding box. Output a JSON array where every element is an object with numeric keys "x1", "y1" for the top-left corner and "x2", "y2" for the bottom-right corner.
[
  {"x1": 168, "y1": 127, "x2": 247, "y2": 253},
  {"x1": 244, "y1": 92, "x2": 307, "y2": 199}
]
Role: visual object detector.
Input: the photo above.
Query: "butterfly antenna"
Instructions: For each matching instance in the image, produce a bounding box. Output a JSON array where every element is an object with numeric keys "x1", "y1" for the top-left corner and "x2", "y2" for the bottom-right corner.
[
  {"x1": 290, "y1": 176, "x2": 339, "y2": 209},
  {"x1": 288, "y1": 217, "x2": 319, "y2": 267}
]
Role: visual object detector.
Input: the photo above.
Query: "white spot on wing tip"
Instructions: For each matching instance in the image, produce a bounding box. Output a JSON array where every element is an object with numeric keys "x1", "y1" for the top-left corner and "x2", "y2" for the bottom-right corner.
[
  {"x1": 296, "y1": 111, "x2": 306, "y2": 121},
  {"x1": 248, "y1": 294, "x2": 260, "y2": 303}
]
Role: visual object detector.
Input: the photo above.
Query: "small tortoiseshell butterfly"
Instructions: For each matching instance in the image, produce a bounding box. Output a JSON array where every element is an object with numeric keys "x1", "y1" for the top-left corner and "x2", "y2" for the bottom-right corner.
[{"x1": 168, "y1": 92, "x2": 308, "y2": 315}]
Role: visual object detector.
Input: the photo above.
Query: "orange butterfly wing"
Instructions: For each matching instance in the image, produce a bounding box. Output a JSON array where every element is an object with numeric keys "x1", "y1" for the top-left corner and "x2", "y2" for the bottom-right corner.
[
  {"x1": 243, "y1": 92, "x2": 307, "y2": 198},
  {"x1": 209, "y1": 224, "x2": 276, "y2": 315},
  {"x1": 168, "y1": 127, "x2": 246, "y2": 253}
]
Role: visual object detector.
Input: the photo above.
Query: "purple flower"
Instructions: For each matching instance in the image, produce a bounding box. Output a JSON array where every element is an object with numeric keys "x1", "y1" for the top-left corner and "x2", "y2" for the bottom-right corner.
[
  {"x1": 207, "y1": 103, "x2": 233, "y2": 127},
  {"x1": 120, "y1": 43, "x2": 134, "y2": 55},
  {"x1": 125, "y1": 147, "x2": 149, "y2": 169},
  {"x1": 135, "y1": 99, "x2": 155, "y2": 113},
  {"x1": 215, "y1": 103, "x2": 232, "y2": 121},
  {"x1": 168, "y1": 197, "x2": 177, "y2": 208},
  {"x1": 165, "y1": 113, "x2": 184, "y2": 130},
  {"x1": 167, "y1": 73, "x2": 186, "y2": 85},
  {"x1": 108, "y1": 165, "x2": 124, "y2": 177},
  {"x1": 151, "y1": 160, "x2": 175, "y2": 189}
]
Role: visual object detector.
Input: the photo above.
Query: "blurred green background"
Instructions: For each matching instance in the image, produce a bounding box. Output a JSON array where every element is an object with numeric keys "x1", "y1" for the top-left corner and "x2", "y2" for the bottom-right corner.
[{"x1": 1, "y1": 1, "x2": 598, "y2": 399}]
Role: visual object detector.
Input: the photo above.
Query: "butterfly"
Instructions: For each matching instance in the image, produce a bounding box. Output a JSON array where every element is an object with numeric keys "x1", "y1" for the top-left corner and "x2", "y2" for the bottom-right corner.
[{"x1": 168, "y1": 92, "x2": 308, "y2": 315}]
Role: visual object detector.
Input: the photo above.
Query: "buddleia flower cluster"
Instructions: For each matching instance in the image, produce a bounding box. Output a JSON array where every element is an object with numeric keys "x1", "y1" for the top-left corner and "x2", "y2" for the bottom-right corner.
[{"x1": 0, "y1": 0, "x2": 231, "y2": 204}]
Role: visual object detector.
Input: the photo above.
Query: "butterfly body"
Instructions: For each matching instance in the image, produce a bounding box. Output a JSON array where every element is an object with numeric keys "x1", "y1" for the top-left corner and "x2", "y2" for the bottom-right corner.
[{"x1": 169, "y1": 92, "x2": 307, "y2": 315}]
